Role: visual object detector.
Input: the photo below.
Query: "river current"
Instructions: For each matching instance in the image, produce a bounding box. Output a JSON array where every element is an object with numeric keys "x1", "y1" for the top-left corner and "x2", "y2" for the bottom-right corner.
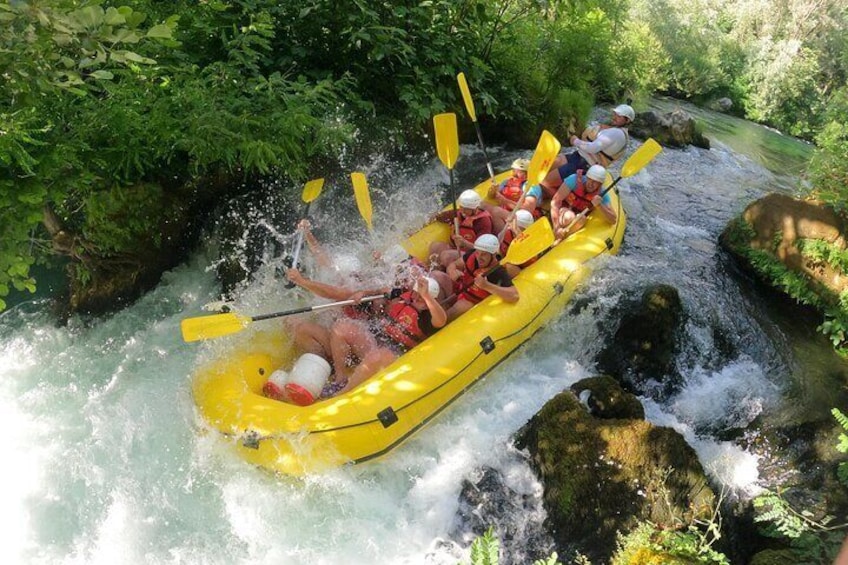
[{"x1": 2, "y1": 99, "x2": 841, "y2": 564}]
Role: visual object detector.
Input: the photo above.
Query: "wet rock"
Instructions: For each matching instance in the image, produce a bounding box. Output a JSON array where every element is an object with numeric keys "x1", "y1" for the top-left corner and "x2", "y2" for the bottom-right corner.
[
  {"x1": 450, "y1": 466, "x2": 554, "y2": 565},
  {"x1": 630, "y1": 108, "x2": 711, "y2": 149},
  {"x1": 709, "y1": 97, "x2": 734, "y2": 113},
  {"x1": 748, "y1": 548, "x2": 798, "y2": 565},
  {"x1": 515, "y1": 391, "x2": 715, "y2": 563},
  {"x1": 595, "y1": 284, "x2": 685, "y2": 398},
  {"x1": 571, "y1": 375, "x2": 645, "y2": 420}
]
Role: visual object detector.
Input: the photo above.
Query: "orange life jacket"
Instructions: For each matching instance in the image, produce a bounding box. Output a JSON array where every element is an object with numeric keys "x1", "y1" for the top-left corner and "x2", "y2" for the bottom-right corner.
[
  {"x1": 563, "y1": 170, "x2": 597, "y2": 213},
  {"x1": 382, "y1": 292, "x2": 427, "y2": 349}
]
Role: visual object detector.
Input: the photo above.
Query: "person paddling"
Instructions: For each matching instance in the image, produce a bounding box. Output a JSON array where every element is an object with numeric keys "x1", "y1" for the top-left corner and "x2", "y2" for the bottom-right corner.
[
  {"x1": 446, "y1": 233, "x2": 519, "y2": 321},
  {"x1": 324, "y1": 276, "x2": 447, "y2": 395},
  {"x1": 428, "y1": 189, "x2": 494, "y2": 269},
  {"x1": 480, "y1": 158, "x2": 543, "y2": 233},
  {"x1": 550, "y1": 165, "x2": 617, "y2": 242},
  {"x1": 499, "y1": 209, "x2": 538, "y2": 278},
  {"x1": 540, "y1": 103, "x2": 634, "y2": 199}
]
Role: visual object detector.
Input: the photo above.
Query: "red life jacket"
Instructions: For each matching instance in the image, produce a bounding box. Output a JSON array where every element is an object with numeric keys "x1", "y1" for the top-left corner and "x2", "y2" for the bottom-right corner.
[
  {"x1": 382, "y1": 292, "x2": 427, "y2": 349},
  {"x1": 563, "y1": 170, "x2": 596, "y2": 213},
  {"x1": 457, "y1": 209, "x2": 491, "y2": 245},
  {"x1": 500, "y1": 177, "x2": 525, "y2": 204},
  {"x1": 458, "y1": 252, "x2": 493, "y2": 303}
]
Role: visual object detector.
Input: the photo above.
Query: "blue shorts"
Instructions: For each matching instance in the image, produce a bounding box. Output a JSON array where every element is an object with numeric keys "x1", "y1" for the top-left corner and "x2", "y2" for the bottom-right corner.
[{"x1": 557, "y1": 152, "x2": 589, "y2": 180}]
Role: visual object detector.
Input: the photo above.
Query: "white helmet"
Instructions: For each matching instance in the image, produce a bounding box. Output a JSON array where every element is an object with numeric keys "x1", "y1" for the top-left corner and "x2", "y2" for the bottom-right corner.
[
  {"x1": 423, "y1": 277, "x2": 440, "y2": 298},
  {"x1": 474, "y1": 233, "x2": 500, "y2": 254},
  {"x1": 515, "y1": 209, "x2": 534, "y2": 228},
  {"x1": 613, "y1": 104, "x2": 635, "y2": 122},
  {"x1": 511, "y1": 158, "x2": 530, "y2": 171},
  {"x1": 586, "y1": 165, "x2": 607, "y2": 183},
  {"x1": 458, "y1": 189, "x2": 482, "y2": 209}
]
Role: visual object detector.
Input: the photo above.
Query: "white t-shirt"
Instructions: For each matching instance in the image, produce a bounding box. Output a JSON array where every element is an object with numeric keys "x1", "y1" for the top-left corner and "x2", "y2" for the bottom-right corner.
[{"x1": 573, "y1": 127, "x2": 628, "y2": 165}]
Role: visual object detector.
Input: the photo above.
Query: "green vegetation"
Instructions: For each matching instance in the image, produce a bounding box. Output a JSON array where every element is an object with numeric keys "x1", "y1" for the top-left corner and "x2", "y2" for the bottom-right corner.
[
  {"x1": 2, "y1": 0, "x2": 847, "y2": 310},
  {"x1": 751, "y1": 409, "x2": 848, "y2": 564},
  {"x1": 723, "y1": 218, "x2": 848, "y2": 355}
]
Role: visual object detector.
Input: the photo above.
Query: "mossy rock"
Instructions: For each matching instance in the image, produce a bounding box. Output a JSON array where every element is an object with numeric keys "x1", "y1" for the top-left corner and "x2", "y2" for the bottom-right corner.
[
  {"x1": 516, "y1": 391, "x2": 715, "y2": 562},
  {"x1": 571, "y1": 375, "x2": 645, "y2": 420}
]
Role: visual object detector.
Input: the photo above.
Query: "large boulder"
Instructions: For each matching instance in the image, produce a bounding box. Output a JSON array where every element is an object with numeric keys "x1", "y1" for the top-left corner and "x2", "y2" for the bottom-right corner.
[
  {"x1": 595, "y1": 284, "x2": 685, "y2": 398},
  {"x1": 720, "y1": 193, "x2": 848, "y2": 298},
  {"x1": 630, "y1": 108, "x2": 711, "y2": 149},
  {"x1": 570, "y1": 375, "x2": 645, "y2": 420},
  {"x1": 515, "y1": 391, "x2": 715, "y2": 563}
]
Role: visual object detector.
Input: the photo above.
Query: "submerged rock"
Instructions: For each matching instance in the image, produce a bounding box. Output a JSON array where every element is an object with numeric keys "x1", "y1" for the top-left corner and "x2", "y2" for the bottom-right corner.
[
  {"x1": 450, "y1": 466, "x2": 554, "y2": 565},
  {"x1": 515, "y1": 391, "x2": 715, "y2": 563},
  {"x1": 596, "y1": 284, "x2": 685, "y2": 398}
]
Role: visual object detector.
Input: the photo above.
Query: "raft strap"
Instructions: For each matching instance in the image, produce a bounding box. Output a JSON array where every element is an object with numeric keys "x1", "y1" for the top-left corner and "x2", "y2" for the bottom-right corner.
[{"x1": 378, "y1": 407, "x2": 399, "y2": 428}]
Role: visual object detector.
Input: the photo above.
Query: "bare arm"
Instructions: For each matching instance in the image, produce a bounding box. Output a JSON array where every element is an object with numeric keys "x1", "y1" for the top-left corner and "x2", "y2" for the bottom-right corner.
[{"x1": 475, "y1": 273, "x2": 519, "y2": 303}]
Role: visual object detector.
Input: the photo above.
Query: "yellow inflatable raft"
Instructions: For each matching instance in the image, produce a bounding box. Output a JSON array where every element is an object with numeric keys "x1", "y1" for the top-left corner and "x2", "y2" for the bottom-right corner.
[{"x1": 190, "y1": 169, "x2": 628, "y2": 476}]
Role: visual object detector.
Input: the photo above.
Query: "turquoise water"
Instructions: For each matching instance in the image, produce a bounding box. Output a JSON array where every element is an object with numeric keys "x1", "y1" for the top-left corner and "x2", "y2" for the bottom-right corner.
[{"x1": 1, "y1": 102, "x2": 829, "y2": 564}]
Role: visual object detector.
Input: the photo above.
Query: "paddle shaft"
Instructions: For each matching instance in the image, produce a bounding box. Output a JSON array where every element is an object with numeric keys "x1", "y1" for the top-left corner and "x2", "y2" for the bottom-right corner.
[
  {"x1": 251, "y1": 294, "x2": 387, "y2": 322},
  {"x1": 561, "y1": 176, "x2": 622, "y2": 233},
  {"x1": 496, "y1": 185, "x2": 529, "y2": 243},
  {"x1": 457, "y1": 72, "x2": 495, "y2": 181},
  {"x1": 449, "y1": 169, "x2": 460, "y2": 237},
  {"x1": 289, "y1": 202, "x2": 312, "y2": 269},
  {"x1": 472, "y1": 122, "x2": 495, "y2": 180}
]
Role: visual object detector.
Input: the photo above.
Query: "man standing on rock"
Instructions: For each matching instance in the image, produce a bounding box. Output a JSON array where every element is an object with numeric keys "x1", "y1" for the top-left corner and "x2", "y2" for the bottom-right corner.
[{"x1": 540, "y1": 103, "x2": 634, "y2": 199}]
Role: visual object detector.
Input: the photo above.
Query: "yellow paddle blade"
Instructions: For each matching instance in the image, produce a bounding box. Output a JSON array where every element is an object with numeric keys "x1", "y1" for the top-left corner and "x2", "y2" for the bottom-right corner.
[
  {"x1": 457, "y1": 72, "x2": 477, "y2": 122},
  {"x1": 351, "y1": 172, "x2": 373, "y2": 231},
  {"x1": 302, "y1": 178, "x2": 324, "y2": 203},
  {"x1": 180, "y1": 312, "x2": 252, "y2": 342},
  {"x1": 433, "y1": 113, "x2": 460, "y2": 170},
  {"x1": 526, "y1": 130, "x2": 561, "y2": 187},
  {"x1": 604, "y1": 171, "x2": 614, "y2": 189},
  {"x1": 503, "y1": 216, "x2": 555, "y2": 265},
  {"x1": 621, "y1": 138, "x2": 662, "y2": 178}
]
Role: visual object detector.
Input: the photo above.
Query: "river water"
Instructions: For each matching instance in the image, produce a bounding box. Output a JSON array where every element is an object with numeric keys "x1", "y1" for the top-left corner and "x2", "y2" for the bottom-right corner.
[{"x1": 2, "y1": 99, "x2": 842, "y2": 564}]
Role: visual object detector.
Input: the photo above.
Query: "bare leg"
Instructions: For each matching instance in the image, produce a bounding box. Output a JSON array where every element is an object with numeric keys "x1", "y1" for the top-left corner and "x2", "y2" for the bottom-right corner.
[
  {"x1": 291, "y1": 320, "x2": 332, "y2": 358},
  {"x1": 540, "y1": 155, "x2": 566, "y2": 199},
  {"x1": 329, "y1": 318, "x2": 378, "y2": 381},
  {"x1": 339, "y1": 347, "x2": 397, "y2": 394},
  {"x1": 429, "y1": 241, "x2": 450, "y2": 262},
  {"x1": 447, "y1": 298, "x2": 475, "y2": 322}
]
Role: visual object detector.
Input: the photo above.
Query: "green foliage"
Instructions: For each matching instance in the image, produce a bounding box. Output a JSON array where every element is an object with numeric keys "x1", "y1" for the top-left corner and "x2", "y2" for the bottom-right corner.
[
  {"x1": 797, "y1": 239, "x2": 848, "y2": 275},
  {"x1": 753, "y1": 410, "x2": 848, "y2": 564},
  {"x1": 468, "y1": 527, "x2": 500, "y2": 565},
  {"x1": 724, "y1": 219, "x2": 848, "y2": 354},
  {"x1": 611, "y1": 521, "x2": 730, "y2": 565},
  {"x1": 461, "y1": 527, "x2": 562, "y2": 565},
  {"x1": 834, "y1": 408, "x2": 848, "y2": 485},
  {"x1": 808, "y1": 87, "x2": 848, "y2": 214}
]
